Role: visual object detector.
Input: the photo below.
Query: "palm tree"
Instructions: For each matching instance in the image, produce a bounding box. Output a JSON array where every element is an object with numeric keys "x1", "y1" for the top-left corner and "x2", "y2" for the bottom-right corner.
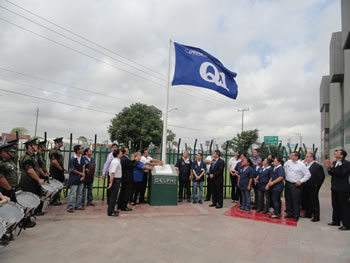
[
  {"x1": 77, "y1": 136, "x2": 88, "y2": 145},
  {"x1": 10, "y1": 127, "x2": 28, "y2": 136}
]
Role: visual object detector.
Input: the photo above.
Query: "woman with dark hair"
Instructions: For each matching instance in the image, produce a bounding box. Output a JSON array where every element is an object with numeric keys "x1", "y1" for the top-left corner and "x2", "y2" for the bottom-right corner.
[
  {"x1": 229, "y1": 150, "x2": 241, "y2": 203},
  {"x1": 256, "y1": 158, "x2": 273, "y2": 213},
  {"x1": 266, "y1": 157, "x2": 285, "y2": 219},
  {"x1": 237, "y1": 157, "x2": 254, "y2": 212}
]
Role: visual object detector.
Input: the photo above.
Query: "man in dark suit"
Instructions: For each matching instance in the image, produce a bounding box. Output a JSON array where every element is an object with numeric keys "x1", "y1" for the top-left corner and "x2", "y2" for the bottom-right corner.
[
  {"x1": 325, "y1": 149, "x2": 350, "y2": 231},
  {"x1": 304, "y1": 153, "x2": 325, "y2": 222},
  {"x1": 117, "y1": 148, "x2": 139, "y2": 211},
  {"x1": 208, "y1": 150, "x2": 225, "y2": 209}
]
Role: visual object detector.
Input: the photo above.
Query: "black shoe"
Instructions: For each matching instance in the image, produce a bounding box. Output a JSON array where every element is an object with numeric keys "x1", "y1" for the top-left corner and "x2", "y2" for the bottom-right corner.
[
  {"x1": 141, "y1": 200, "x2": 148, "y2": 204},
  {"x1": 121, "y1": 207, "x2": 132, "y2": 211},
  {"x1": 178, "y1": 199, "x2": 183, "y2": 202},
  {"x1": 216, "y1": 205, "x2": 222, "y2": 209},
  {"x1": 108, "y1": 212, "x2": 119, "y2": 217},
  {"x1": 285, "y1": 215, "x2": 294, "y2": 218},
  {"x1": 35, "y1": 211, "x2": 45, "y2": 216},
  {"x1": 256, "y1": 210, "x2": 261, "y2": 213},
  {"x1": 24, "y1": 220, "x2": 36, "y2": 228},
  {"x1": 262, "y1": 210, "x2": 268, "y2": 214},
  {"x1": 209, "y1": 204, "x2": 216, "y2": 207},
  {"x1": 302, "y1": 214, "x2": 312, "y2": 219},
  {"x1": 338, "y1": 226, "x2": 350, "y2": 231},
  {"x1": 293, "y1": 217, "x2": 299, "y2": 221},
  {"x1": 53, "y1": 201, "x2": 62, "y2": 206},
  {"x1": 193, "y1": 200, "x2": 197, "y2": 204},
  {"x1": 311, "y1": 218, "x2": 320, "y2": 222},
  {"x1": 187, "y1": 198, "x2": 191, "y2": 203},
  {"x1": 328, "y1": 222, "x2": 340, "y2": 226},
  {"x1": 204, "y1": 199, "x2": 210, "y2": 202},
  {"x1": 198, "y1": 200, "x2": 203, "y2": 204}
]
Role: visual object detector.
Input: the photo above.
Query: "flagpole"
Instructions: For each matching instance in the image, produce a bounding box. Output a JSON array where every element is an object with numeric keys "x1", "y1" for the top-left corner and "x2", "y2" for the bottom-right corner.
[{"x1": 161, "y1": 38, "x2": 172, "y2": 164}]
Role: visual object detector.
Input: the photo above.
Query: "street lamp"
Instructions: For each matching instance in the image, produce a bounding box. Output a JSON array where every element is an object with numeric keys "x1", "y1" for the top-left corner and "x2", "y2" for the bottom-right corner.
[{"x1": 237, "y1": 108, "x2": 249, "y2": 133}]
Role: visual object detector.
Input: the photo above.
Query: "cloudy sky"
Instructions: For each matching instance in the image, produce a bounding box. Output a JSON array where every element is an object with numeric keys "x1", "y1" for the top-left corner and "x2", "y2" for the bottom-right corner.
[{"x1": 0, "y1": 0, "x2": 341, "y2": 148}]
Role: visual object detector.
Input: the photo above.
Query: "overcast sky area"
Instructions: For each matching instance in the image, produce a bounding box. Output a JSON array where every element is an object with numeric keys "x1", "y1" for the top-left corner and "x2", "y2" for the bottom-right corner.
[{"x1": 0, "y1": 0, "x2": 341, "y2": 148}]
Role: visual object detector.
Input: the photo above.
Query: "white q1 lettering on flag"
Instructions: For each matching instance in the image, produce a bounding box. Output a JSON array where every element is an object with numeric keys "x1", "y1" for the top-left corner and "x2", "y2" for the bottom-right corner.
[{"x1": 199, "y1": 62, "x2": 229, "y2": 92}]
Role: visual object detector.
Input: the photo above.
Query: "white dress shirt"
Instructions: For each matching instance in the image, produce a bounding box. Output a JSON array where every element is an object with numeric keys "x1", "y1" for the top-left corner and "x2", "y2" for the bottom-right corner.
[
  {"x1": 109, "y1": 158, "x2": 122, "y2": 178},
  {"x1": 229, "y1": 157, "x2": 241, "y2": 171},
  {"x1": 285, "y1": 160, "x2": 311, "y2": 183}
]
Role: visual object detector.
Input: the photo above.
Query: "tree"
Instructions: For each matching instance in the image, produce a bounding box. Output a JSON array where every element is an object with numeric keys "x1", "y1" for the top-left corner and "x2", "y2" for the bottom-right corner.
[
  {"x1": 108, "y1": 103, "x2": 175, "y2": 151},
  {"x1": 222, "y1": 129, "x2": 259, "y2": 154},
  {"x1": 77, "y1": 136, "x2": 88, "y2": 145},
  {"x1": 167, "y1": 129, "x2": 176, "y2": 142},
  {"x1": 10, "y1": 127, "x2": 28, "y2": 135}
]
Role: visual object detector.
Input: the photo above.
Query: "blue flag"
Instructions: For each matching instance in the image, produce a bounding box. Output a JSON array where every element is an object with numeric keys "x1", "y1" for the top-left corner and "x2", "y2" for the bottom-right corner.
[{"x1": 172, "y1": 42, "x2": 238, "y2": 100}]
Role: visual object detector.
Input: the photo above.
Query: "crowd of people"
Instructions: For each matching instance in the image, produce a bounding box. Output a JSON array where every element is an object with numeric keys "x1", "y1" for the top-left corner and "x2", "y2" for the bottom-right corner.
[
  {"x1": 174, "y1": 148, "x2": 350, "y2": 231},
  {"x1": 0, "y1": 137, "x2": 349, "y2": 242}
]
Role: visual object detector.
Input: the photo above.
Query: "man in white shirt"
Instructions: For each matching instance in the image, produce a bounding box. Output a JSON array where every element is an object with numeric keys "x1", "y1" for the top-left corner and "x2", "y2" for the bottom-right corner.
[
  {"x1": 284, "y1": 151, "x2": 311, "y2": 221},
  {"x1": 204, "y1": 153, "x2": 214, "y2": 201},
  {"x1": 140, "y1": 149, "x2": 162, "y2": 203},
  {"x1": 107, "y1": 149, "x2": 122, "y2": 217}
]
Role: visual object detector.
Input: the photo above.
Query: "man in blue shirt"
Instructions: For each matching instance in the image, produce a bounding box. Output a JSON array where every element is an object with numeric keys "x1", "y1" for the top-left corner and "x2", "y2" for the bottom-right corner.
[
  {"x1": 67, "y1": 145, "x2": 85, "y2": 213},
  {"x1": 82, "y1": 148, "x2": 96, "y2": 207},
  {"x1": 191, "y1": 153, "x2": 206, "y2": 204}
]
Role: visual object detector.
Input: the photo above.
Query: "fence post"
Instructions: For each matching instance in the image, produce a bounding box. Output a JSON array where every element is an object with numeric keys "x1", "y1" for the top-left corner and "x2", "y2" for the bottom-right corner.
[
  {"x1": 177, "y1": 138, "x2": 181, "y2": 161},
  {"x1": 209, "y1": 140, "x2": 213, "y2": 155},
  {"x1": 68, "y1": 133, "x2": 73, "y2": 170},
  {"x1": 193, "y1": 139, "x2": 197, "y2": 157},
  {"x1": 93, "y1": 134, "x2": 97, "y2": 160}
]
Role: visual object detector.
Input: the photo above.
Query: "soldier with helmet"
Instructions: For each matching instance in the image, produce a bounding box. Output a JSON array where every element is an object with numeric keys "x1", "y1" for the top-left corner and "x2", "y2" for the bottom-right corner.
[
  {"x1": 0, "y1": 143, "x2": 19, "y2": 202},
  {"x1": 49, "y1": 137, "x2": 65, "y2": 205}
]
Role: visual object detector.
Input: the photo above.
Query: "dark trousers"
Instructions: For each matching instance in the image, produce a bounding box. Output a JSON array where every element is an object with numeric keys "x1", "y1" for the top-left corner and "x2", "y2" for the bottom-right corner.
[
  {"x1": 212, "y1": 177, "x2": 223, "y2": 207},
  {"x1": 178, "y1": 180, "x2": 191, "y2": 199},
  {"x1": 140, "y1": 172, "x2": 148, "y2": 202},
  {"x1": 230, "y1": 175, "x2": 240, "y2": 201},
  {"x1": 206, "y1": 176, "x2": 213, "y2": 200},
  {"x1": 331, "y1": 190, "x2": 350, "y2": 228},
  {"x1": 82, "y1": 181, "x2": 93, "y2": 205},
  {"x1": 304, "y1": 179, "x2": 324, "y2": 219},
  {"x1": 118, "y1": 182, "x2": 133, "y2": 209},
  {"x1": 271, "y1": 191, "x2": 282, "y2": 215},
  {"x1": 285, "y1": 182, "x2": 303, "y2": 218},
  {"x1": 252, "y1": 183, "x2": 258, "y2": 205},
  {"x1": 256, "y1": 189, "x2": 271, "y2": 212},
  {"x1": 106, "y1": 173, "x2": 110, "y2": 203},
  {"x1": 108, "y1": 178, "x2": 121, "y2": 215},
  {"x1": 133, "y1": 182, "x2": 143, "y2": 203}
]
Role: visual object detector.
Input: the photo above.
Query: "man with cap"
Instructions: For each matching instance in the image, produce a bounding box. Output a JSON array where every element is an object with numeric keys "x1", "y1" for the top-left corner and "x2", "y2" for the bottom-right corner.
[
  {"x1": 6, "y1": 137, "x2": 19, "y2": 172},
  {"x1": 19, "y1": 138, "x2": 44, "y2": 228},
  {"x1": 37, "y1": 140, "x2": 49, "y2": 180},
  {"x1": 49, "y1": 137, "x2": 65, "y2": 205},
  {"x1": 0, "y1": 143, "x2": 19, "y2": 202}
]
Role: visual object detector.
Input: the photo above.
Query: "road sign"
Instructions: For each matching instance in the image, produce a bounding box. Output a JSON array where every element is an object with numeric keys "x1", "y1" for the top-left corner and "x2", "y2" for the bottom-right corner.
[{"x1": 264, "y1": 136, "x2": 279, "y2": 146}]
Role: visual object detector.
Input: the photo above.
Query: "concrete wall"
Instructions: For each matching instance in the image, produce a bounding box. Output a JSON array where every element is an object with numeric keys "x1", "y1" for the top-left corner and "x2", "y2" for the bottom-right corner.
[
  {"x1": 344, "y1": 50, "x2": 350, "y2": 154},
  {"x1": 342, "y1": 0, "x2": 350, "y2": 49},
  {"x1": 330, "y1": 32, "x2": 344, "y2": 82}
]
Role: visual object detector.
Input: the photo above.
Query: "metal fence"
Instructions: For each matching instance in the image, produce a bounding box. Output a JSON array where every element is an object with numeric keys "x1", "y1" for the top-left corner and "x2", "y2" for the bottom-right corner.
[{"x1": 14, "y1": 133, "x2": 317, "y2": 201}]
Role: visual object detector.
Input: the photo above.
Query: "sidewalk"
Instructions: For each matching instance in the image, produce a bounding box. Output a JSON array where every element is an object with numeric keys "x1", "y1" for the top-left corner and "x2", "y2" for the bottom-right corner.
[{"x1": 0, "y1": 180, "x2": 349, "y2": 263}]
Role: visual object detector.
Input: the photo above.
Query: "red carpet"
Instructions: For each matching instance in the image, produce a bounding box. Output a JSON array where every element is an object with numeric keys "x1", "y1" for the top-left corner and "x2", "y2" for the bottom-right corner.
[{"x1": 223, "y1": 203, "x2": 298, "y2": 227}]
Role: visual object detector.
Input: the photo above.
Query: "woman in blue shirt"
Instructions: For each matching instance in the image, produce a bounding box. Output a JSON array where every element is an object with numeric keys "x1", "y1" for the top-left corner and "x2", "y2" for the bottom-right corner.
[
  {"x1": 132, "y1": 152, "x2": 151, "y2": 205},
  {"x1": 266, "y1": 157, "x2": 285, "y2": 219},
  {"x1": 256, "y1": 158, "x2": 273, "y2": 213},
  {"x1": 237, "y1": 157, "x2": 254, "y2": 212}
]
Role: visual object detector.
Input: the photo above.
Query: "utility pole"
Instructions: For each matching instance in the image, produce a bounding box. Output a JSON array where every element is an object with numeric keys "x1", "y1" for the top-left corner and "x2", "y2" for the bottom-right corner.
[
  {"x1": 34, "y1": 108, "x2": 39, "y2": 136},
  {"x1": 237, "y1": 108, "x2": 249, "y2": 133}
]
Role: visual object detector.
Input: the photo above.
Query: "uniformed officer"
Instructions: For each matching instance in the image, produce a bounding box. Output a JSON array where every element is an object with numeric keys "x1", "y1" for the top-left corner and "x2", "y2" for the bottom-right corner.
[
  {"x1": 37, "y1": 140, "x2": 49, "y2": 180},
  {"x1": 19, "y1": 138, "x2": 44, "y2": 228},
  {"x1": 0, "y1": 143, "x2": 18, "y2": 202},
  {"x1": 49, "y1": 137, "x2": 65, "y2": 205},
  {"x1": 7, "y1": 137, "x2": 19, "y2": 171}
]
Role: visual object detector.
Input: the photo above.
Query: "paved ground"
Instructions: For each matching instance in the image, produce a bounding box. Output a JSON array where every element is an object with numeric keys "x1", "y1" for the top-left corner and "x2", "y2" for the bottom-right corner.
[{"x1": 1, "y1": 180, "x2": 350, "y2": 263}]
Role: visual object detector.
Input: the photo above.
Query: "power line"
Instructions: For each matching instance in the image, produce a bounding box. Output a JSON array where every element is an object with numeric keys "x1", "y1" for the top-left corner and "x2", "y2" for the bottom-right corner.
[
  {"x1": 0, "y1": 3, "x2": 237, "y2": 108},
  {"x1": 0, "y1": 76, "x2": 114, "y2": 109},
  {"x1": 0, "y1": 88, "x2": 199, "y2": 131},
  {"x1": 0, "y1": 88, "x2": 116, "y2": 115},
  {"x1": 0, "y1": 17, "x2": 165, "y2": 87},
  {"x1": 0, "y1": 67, "x2": 134, "y2": 103},
  {"x1": 4, "y1": 0, "x2": 165, "y2": 78},
  {"x1": 0, "y1": 5, "x2": 166, "y2": 82}
]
